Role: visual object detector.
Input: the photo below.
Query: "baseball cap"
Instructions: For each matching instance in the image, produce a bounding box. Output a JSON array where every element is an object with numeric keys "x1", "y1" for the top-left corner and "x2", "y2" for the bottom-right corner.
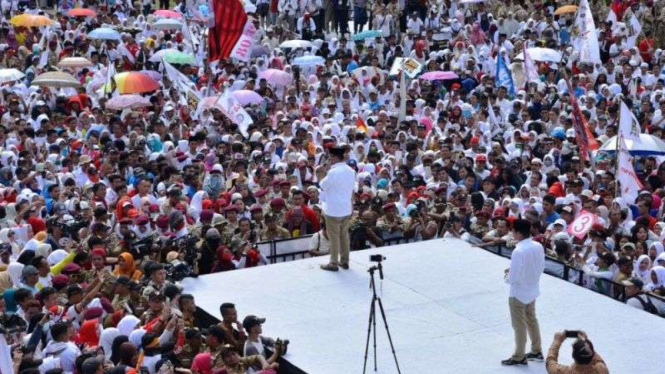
[
  {"x1": 242, "y1": 315, "x2": 266, "y2": 331},
  {"x1": 622, "y1": 277, "x2": 644, "y2": 289}
]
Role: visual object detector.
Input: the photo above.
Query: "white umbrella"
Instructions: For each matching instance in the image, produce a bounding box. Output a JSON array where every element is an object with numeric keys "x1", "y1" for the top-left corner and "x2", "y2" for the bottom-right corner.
[
  {"x1": 0, "y1": 68, "x2": 24, "y2": 84},
  {"x1": 599, "y1": 134, "x2": 665, "y2": 156},
  {"x1": 292, "y1": 55, "x2": 325, "y2": 67},
  {"x1": 31, "y1": 71, "x2": 81, "y2": 88},
  {"x1": 57, "y1": 57, "x2": 93, "y2": 68},
  {"x1": 152, "y1": 19, "x2": 183, "y2": 30},
  {"x1": 514, "y1": 47, "x2": 562, "y2": 62},
  {"x1": 87, "y1": 27, "x2": 121, "y2": 41},
  {"x1": 279, "y1": 40, "x2": 313, "y2": 49}
]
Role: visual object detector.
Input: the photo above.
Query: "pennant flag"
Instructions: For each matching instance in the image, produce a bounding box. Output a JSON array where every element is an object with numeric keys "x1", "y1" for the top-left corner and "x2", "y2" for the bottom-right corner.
[
  {"x1": 617, "y1": 136, "x2": 643, "y2": 204},
  {"x1": 208, "y1": 0, "x2": 247, "y2": 62},
  {"x1": 495, "y1": 52, "x2": 515, "y2": 97},
  {"x1": 522, "y1": 45, "x2": 540, "y2": 85},
  {"x1": 356, "y1": 116, "x2": 369, "y2": 133},
  {"x1": 163, "y1": 60, "x2": 202, "y2": 111},
  {"x1": 619, "y1": 100, "x2": 642, "y2": 144},
  {"x1": 575, "y1": 0, "x2": 601, "y2": 64},
  {"x1": 626, "y1": 12, "x2": 642, "y2": 48}
]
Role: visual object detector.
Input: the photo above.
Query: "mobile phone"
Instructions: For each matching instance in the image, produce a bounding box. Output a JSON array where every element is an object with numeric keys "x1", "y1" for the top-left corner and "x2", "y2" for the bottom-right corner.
[{"x1": 565, "y1": 330, "x2": 579, "y2": 338}]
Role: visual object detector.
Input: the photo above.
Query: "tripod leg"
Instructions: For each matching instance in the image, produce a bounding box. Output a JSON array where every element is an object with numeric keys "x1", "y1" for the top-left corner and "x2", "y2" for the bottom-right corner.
[
  {"x1": 373, "y1": 296, "x2": 377, "y2": 371},
  {"x1": 376, "y1": 297, "x2": 402, "y2": 374},
  {"x1": 362, "y1": 298, "x2": 376, "y2": 374}
]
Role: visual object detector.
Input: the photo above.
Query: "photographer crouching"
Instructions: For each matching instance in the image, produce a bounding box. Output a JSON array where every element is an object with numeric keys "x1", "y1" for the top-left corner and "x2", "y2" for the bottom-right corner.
[{"x1": 546, "y1": 330, "x2": 608, "y2": 374}]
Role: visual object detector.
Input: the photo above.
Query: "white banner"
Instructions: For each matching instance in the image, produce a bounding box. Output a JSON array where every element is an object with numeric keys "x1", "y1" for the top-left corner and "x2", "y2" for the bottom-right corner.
[
  {"x1": 619, "y1": 100, "x2": 642, "y2": 144},
  {"x1": 575, "y1": 0, "x2": 601, "y2": 64},
  {"x1": 618, "y1": 137, "x2": 643, "y2": 204},
  {"x1": 218, "y1": 89, "x2": 252, "y2": 138},
  {"x1": 230, "y1": 21, "x2": 257, "y2": 62}
]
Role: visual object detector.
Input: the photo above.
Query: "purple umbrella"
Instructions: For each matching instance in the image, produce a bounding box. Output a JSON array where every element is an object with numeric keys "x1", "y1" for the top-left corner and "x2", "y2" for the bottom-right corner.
[
  {"x1": 232, "y1": 90, "x2": 264, "y2": 106},
  {"x1": 420, "y1": 71, "x2": 459, "y2": 81},
  {"x1": 140, "y1": 70, "x2": 163, "y2": 81},
  {"x1": 259, "y1": 69, "x2": 293, "y2": 86}
]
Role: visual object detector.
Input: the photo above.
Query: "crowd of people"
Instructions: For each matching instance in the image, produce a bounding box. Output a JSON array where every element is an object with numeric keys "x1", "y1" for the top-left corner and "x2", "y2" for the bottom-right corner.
[{"x1": 1, "y1": 0, "x2": 665, "y2": 373}]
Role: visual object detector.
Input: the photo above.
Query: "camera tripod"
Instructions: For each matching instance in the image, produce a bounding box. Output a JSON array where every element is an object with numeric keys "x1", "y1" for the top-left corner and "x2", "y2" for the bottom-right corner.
[{"x1": 363, "y1": 261, "x2": 401, "y2": 374}]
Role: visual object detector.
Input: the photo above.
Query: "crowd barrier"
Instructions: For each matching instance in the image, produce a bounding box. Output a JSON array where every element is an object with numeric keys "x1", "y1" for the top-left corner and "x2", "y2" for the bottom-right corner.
[{"x1": 251, "y1": 235, "x2": 665, "y2": 318}]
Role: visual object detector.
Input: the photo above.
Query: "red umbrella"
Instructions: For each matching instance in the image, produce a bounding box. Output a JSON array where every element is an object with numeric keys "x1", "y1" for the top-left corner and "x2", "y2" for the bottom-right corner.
[
  {"x1": 67, "y1": 8, "x2": 96, "y2": 17},
  {"x1": 154, "y1": 9, "x2": 184, "y2": 19}
]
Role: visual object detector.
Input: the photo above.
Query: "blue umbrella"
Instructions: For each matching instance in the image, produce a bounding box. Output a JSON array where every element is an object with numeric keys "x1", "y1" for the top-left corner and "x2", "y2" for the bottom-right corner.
[
  {"x1": 88, "y1": 27, "x2": 121, "y2": 41},
  {"x1": 292, "y1": 55, "x2": 325, "y2": 67},
  {"x1": 352, "y1": 30, "x2": 382, "y2": 41}
]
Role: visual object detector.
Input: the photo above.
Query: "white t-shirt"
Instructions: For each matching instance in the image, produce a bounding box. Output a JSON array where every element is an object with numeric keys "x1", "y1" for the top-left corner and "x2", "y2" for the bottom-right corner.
[{"x1": 310, "y1": 231, "x2": 331, "y2": 254}]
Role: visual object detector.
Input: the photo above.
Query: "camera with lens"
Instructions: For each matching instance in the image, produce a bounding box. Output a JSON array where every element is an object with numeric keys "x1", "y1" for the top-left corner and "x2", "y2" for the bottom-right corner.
[
  {"x1": 130, "y1": 236, "x2": 154, "y2": 259},
  {"x1": 59, "y1": 217, "x2": 88, "y2": 240},
  {"x1": 166, "y1": 234, "x2": 199, "y2": 265},
  {"x1": 275, "y1": 338, "x2": 290, "y2": 356},
  {"x1": 165, "y1": 259, "x2": 198, "y2": 282},
  {"x1": 370, "y1": 255, "x2": 385, "y2": 262},
  {"x1": 0, "y1": 313, "x2": 27, "y2": 336}
]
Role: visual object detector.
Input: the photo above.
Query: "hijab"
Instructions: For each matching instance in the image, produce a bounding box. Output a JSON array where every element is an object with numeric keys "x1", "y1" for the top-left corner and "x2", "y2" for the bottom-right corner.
[
  {"x1": 79, "y1": 319, "x2": 101, "y2": 347},
  {"x1": 634, "y1": 254, "x2": 652, "y2": 282},
  {"x1": 190, "y1": 353, "x2": 212, "y2": 374},
  {"x1": 113, "y1": 252, "x2": 142, "y2": 281},
  {"x1": 646, "y1": 266, "x2": 665, "y2": 291},
  {"x1": 100, "y1": 328, "x2": 121, "y2": 360},
  {"x1": 118, "y1": 315, "x2": 141, "y2": 336},
  {"x1": 111, "y1": 335, "x2": 130, "y2": 365}
]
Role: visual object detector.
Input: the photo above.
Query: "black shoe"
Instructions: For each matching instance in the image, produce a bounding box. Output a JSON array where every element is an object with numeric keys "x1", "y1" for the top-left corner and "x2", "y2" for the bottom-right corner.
[
  {"x1": 526, "y1": 352, "x2": 544, "y2": 362},
  {"x1": 501, "y1": 358, "x2": 527, "y2": 366}
]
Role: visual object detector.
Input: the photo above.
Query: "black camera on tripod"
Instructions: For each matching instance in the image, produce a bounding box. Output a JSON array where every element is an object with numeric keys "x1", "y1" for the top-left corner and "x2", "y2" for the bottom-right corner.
[
  {"x1": 129, "y1": 236, "x2": 154, "y2": 259},
  {"x1": 370, "y1": 255, "x2": 385, "y2": 262}
]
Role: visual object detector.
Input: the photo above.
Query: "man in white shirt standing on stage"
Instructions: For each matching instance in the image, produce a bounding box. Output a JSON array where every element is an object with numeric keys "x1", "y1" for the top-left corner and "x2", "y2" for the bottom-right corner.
[
  {"x1": 502, "y1": 219, "x2": 545, "y2": 366},
  {"x1": 319, "y1": 146, "x2": 355, "y2": 272}
]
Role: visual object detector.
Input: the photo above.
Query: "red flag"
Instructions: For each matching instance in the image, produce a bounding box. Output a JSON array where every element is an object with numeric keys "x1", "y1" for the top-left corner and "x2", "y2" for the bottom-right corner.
[
  {"x1": 356, "y1": 117, "x2": 368, "y2": 133},
  {"x1": 208, "y1": 0, "x2": 247, "y2": 62}
]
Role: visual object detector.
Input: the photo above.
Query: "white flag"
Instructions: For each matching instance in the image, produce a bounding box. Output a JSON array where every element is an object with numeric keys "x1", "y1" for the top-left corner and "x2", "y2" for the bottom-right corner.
[
  {"x1": 219, "y1": 89, "x2": 252, "y2": 138},
  {"x1": 617, "y1": 137, "x2": 643, "y2": 204},
  {"x1": 523, "y1": 47, "x2": 540, "y2": 84},
  {"x1": 619, "y1": 100, "x2": 642, "y2": 144},
  {"x1": 575, "y1": 0, "x2": 601, "y2": 64},
  {"x1": 626, "y1": 13, "x2": 642, "y2": 48}
]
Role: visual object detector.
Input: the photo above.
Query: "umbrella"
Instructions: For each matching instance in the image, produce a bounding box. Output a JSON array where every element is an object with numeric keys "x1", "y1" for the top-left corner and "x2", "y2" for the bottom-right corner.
[
  {"x1": 88, "y1": 27, "x2": 121, "y2": 41},
  {"x1": 113, "y1": 72, "x2": 160, "y2": 94},
  {"x1": 420, "y1": 71, "x2": 459, "y2": 81},
  {"x1": 57, "y1": 57, "x2": 93, "y2": 68},
  {"x1": 149, "y1": 49, "x2": 196, "y2": 64},
  {"x1": 258, "y1": 69, "x2": 293, "y2": 86},
  {"x1": 599, "y1": 134, "x2": 665, "y2": 156},
  {"x1": 514, "y1": 47, "x2": 562, "y2": 62},
  {"x1": 0, "y1": 69, "x2": 24, "y2": 84},
  {"x1": 459, "y1": 0, "x2": 486, "y2": 3},
  {"x1": 554, "y1": 5, "x2": 578, "y2": 15},
  {"x1": 140, "y1": 70, "x2": 162, "y2": 81},
  {"x1": 352, "y1": 30, "x2": 382, "y2": 41},
  {"x1": 292, "y1": 55, "x2": 325, "y2": 67},
  {"x1": 199, "y1": 95, "x2": 221, "y2": 111},
  {"x1": 232, "y1": 90, "x2": 263, "y2": 105},
  {"x1": 152, "y1": 19, "x2": 183, "y2": 30},
  {"x1": 10, "y1": 14, "x2": 53, "y2": 27},
  {"x1": 279, "y1": 40, "x2": 313, "y2": 49},
  {"x1": 31, "y1": 71, "x2": 80, "y2": 88},
  {"x1": 250, "y1": 45, "x2": 270, "y2": 58},
  {"x1": 66, "y1": 8, "x2": 96, "y2": 17},
  {"x1": 105, "y1": 94, "x2": 152, "y2": 110},
  {"x1": 154, "y1": 9, "x2": 184, "y2": 19}
]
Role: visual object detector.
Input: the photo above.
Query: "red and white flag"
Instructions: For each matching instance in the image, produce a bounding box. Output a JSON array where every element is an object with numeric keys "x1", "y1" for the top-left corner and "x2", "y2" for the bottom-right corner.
[
  {"x1": 617, "y1": 137, "x2": 643, "y2": 204},
  {"x1": 208, "y1": 0, "x2": 247, "y2": 62}
]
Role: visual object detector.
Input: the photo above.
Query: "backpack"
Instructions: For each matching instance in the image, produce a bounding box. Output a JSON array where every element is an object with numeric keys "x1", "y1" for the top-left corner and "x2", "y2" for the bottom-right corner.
[{"x1": 630, "y1": 294, "x2": 659, "y2": 315}]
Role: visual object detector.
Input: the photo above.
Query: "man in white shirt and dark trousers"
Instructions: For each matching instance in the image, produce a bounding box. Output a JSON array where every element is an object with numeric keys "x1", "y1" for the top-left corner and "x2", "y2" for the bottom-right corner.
[
  {"x1": 320, "y1": 146, "x2": 356, "y2": 271},
  {"x1": 502, "y1": 219, "x2": 545, "y2": 366}
]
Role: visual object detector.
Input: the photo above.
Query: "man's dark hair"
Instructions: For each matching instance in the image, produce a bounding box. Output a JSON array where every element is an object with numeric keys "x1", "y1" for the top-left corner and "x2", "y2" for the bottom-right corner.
[
  {"x1": 38, "y1": 287, "x2": 57, "y2": 302},
  {"x1": 543, "y1": 194, "x2": 556, "y2": 205},
  {"x1": 220, "y1": 302, "x2": 235, "y2": 317},
  {"x1": 31, "y1": 255, "x2": 46, "y2": 269},
  {"x1": 14, "y1": 288, "x2": 32, "y2": 304},
  {"x1": 179, "y1": 294, "x2": 194, "y2": 309},
  {"x1": 50, "y1": 321, "x2": 70, "y2": 341},
  {"x1": 572, "y1": 339, "x2": 595, "y2": 365}
]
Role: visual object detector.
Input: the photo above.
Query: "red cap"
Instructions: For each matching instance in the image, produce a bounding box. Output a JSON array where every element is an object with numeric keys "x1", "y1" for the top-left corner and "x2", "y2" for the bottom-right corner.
[{"x1": 470, "y1": 136, "x2": 480, "y2": 144}]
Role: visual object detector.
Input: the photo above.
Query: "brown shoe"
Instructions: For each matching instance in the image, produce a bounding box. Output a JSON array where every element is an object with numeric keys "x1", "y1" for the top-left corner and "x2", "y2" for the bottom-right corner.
[
  {"x1": 339, "y1": 263, "x2": 349, "y2": 270},
  {"x1": 320, "y1": 263, "x2": 339, "y2": 272}
]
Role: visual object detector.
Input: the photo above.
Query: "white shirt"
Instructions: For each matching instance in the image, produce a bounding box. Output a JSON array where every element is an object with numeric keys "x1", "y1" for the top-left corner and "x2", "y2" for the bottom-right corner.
[
  {"x1": 506, "y1": 237, "x2": 545, "y2": 304},
  {"x1": 320, "y1": 162, "x2": 355, "y2": 217}
]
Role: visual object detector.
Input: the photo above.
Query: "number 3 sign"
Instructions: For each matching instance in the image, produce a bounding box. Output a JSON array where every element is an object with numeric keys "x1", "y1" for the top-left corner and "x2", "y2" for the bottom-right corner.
[{"x1": 567, "y1": 211, "x2": 599, "y2": 239}]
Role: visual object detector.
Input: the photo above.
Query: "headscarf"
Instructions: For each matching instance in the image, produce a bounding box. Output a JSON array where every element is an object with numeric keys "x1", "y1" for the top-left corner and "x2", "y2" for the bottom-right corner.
[
  {"x1": 7, "y1": 262, "x2": 23, "y2": 286},
  {"x1": 191, "y1": 353, "x2": 212, "y2": 374},
  {"x1": 100, "y1": 328, "x2": 121, "y2": 360},
  {"x1": 190, "y1": 191, "x2": 207, "y2": 220},
  {"x1": 48, "y1": 249, "x2": 69, "y2": 266},
  {"x1": 113, "y1": 252, "x2": 142, "y2": 281},
  {"x1": 646, "y1": 266, "x2": 665, "y2": 291},
  {"x1": 634, "y1": 254, "x2": 652, "y2": 282},
  {"x1": 111, "y1": 335, "x2": 130, "y2": 365},
  {"x1": 650, "y1": 242, "x2": 664, "y2": 262},
  {"x1": 79, "y1": 319, "x2": 101, "y2": 347},
  {"x1": 118, "y1": 315, "x2": 141, "y2": 336},
  {"x1": 128, "y1": 328, "x2": 146, "y2": 347}
]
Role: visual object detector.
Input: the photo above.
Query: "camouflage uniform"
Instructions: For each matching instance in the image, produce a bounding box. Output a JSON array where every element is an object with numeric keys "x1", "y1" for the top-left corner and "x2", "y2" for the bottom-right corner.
[
  {"x1": 259, "y1": 226, "x2": 291, "y2": 241},
  {"x1": 178, "y1": 341, "x2": 207, "y2": 368},
  {"x1": 83, "y1": 269, "x2": 116, "y2": 296},
  {"x1": 207, "y1": 345, "x2": 225, "y2": 369}
]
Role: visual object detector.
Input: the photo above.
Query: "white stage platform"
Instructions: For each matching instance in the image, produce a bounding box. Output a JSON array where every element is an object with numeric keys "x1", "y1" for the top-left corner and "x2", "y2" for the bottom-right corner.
[{"x1": 182, "y1": 239, "x2": 664, "y2": 374}]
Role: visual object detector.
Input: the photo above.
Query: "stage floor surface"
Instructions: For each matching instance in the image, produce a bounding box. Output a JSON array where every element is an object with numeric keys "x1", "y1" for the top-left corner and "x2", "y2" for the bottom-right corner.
[{"x1": 182, "y1": 238, "x2": 665, "y2": 374}]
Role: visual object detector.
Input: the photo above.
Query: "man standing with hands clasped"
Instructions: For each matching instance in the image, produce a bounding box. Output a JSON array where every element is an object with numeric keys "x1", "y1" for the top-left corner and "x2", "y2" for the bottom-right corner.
[
  {"x1": 502, "y1": 219, "x2": 545, "y2": 366},
  {"x1": 320, "y1": 146, "x2": 356, "y2": 271}
]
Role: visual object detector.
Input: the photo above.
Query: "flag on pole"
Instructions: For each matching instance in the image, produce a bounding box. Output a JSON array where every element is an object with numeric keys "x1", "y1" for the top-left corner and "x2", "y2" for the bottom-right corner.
[
  {"x1": 218, "y1": 89, "x2": 252, "y2": 138},
  {"x1": 495, "y1": 52, "x2": 515, "y2": 97},
  {"x1": 163, "y1": 60, "x2": 202, "y2": 111},
  {"x1": 626, "y1": 12, "x2": 642, "y2": 48},
  {"x1": 208, "y1": 0, "x2": 247, "y2": 62},
  {"x1": 522, "y1": 45, "x2": 540, "y2": 85},
  {"x1": 575, "y1": 0, "x2": 601, "y2": 64},
  {"x1": 356, "y1": 116, "x2": 369, "y2": 133},
  {"x1": 617, "y1": 136, "x2": 643, "y2": 204},
  {"x1": 619, "y1": 100, "x2": 642, "y2": 144}
]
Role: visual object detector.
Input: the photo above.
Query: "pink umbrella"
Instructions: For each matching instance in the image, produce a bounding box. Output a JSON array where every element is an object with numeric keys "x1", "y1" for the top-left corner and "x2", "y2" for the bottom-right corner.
[
  {"x1": 259, "y1": 69, "x2": 293, "y2": 86},
  {"x1": 105, "y1": 94, "x2": 152, "y2": 110},
  {"x1": 420, "y1": 71, "x2": 459, "y2": 81},
  {"x1": 232, "y1": 90, "x2": 263, "y2": 106},
  {"x1": 140, "y1": 70, "x2": 163, "y2": 81},
  {"x1": 198, "y1": 96, "x2": 221, "y2": 111},
  {"x1": 154, "y1": 9, "x2": 184, "y2": 19}
]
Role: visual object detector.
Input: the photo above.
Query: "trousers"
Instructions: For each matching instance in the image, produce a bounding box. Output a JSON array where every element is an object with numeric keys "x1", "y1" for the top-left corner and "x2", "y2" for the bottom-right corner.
[
  {"x1": 324, "y1": 214, "x2": 351, "y2": 266},
  {"x1": 509, "y1": 297, "x2": 542, "y2": 360}
]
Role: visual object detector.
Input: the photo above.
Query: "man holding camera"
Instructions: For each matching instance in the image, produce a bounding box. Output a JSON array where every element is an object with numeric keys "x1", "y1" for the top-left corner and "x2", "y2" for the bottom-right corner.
[
  {"x1": 546, "y1": 331, "x2": 608, "y2": 374},
  {"x1": 503, "y1": 219, "x2": 545, "y2": 366}
]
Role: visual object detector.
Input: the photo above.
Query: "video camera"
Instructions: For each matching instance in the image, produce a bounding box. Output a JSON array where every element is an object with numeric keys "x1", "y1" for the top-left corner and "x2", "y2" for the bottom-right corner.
[
  {"x1": 0, "y1": 313, "x2": 27, "y2": 336},
  {"x1": 165, "y1": 233, "x2": 199, "y2": 265},
  {"x1": 129, "y1": 236, "x2": 155, "y2": 259},
  {"x1": 165, "y1": 259, "x2": 198, "y2": 282}
]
